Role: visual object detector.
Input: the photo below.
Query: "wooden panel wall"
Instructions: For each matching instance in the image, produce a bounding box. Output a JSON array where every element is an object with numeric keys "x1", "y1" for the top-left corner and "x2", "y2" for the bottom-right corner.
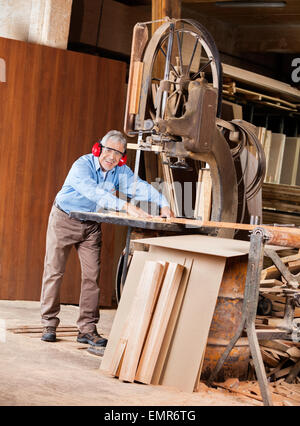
[{"x1": 0, "y1": 37, "x2": 126, "y2": 306}]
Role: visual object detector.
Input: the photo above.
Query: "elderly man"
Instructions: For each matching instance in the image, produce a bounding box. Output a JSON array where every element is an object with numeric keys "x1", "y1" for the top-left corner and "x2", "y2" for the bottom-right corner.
[{"x1": 40, "y1": 130, "x2": 173, "y2": 345}]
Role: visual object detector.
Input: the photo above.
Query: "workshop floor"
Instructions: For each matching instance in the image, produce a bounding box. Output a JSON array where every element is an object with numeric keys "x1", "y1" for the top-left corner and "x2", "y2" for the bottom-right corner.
[{"x1": 0, "y1": 300, "x2": 259, "y2": 406}]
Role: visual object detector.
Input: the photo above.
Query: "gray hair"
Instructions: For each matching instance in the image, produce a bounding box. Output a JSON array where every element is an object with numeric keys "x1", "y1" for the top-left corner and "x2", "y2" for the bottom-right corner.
[{"x1": 101, "y1": 130, "x2": 127, "y2": 150}]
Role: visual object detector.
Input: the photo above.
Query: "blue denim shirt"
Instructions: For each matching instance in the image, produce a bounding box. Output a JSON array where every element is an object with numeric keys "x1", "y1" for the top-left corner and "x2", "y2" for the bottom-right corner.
[{"x1": 55, "y1": 154, "x2": 169, "y2": 214}]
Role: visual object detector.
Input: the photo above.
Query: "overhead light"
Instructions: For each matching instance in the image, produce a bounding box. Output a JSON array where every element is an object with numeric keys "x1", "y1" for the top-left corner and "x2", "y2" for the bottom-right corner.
[{"x1": 215, "y1": 1, "x2": 286, "y2": 8}]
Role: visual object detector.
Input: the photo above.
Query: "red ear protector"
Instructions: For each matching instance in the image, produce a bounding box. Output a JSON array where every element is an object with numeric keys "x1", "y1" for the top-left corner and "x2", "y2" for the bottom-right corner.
[{"x1": 92, "y1": 141, "x2": 127, "y2": 166}]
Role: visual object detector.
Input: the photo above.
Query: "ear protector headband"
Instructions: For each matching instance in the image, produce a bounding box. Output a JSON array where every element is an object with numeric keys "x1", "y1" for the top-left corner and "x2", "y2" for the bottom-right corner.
[{"x1": 92, "y1": 141, "x2": 127, "y2": 167}]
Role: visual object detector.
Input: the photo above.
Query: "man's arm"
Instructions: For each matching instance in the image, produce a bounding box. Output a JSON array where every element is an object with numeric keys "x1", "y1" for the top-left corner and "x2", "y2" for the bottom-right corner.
[
  {"x1": 67, "y1": 159, "x2": 126, "y2": 211},
  {"x1": 67, "y1": 158, "x2": 152, "y2": 218},
  {"x1": 118, "y1": 166, "x2": 174, "y2": 216},
  {"x1": 122, "y1": 201, "x2": 151, "y2": 218}
]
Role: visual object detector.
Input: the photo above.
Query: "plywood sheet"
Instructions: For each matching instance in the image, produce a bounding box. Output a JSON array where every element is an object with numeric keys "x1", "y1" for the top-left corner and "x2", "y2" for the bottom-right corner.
[
  {"x1": 280, "y1": 137, "x2": 300, "y2": 186},
  {"x1": 263, "y1": 130, "x2": 272, "y2": 182},
  {"x1": 221, "y1": 100, "x2": 243, "y2": 121},
  {"x1": 296, "y1": 154, "x2": 300, "y2": 187},
  {"x1": 265, "y1": 133, "x2": 286, "y2": 184},
  {"x1": 135, "y1": 262, "x2": 185, "y2": 384},
  {"x1": 135, "y1": 234, "x2": 251, "y2": 257},
  {"x1": 155, "y1": 247, "x2": 226, "y2": 392},
  {"x1": 118, "y1": 261, "x2": 166, "y2": 382},
  {"x1": 151, "y1": 257, "x2": 193, "y2": 385}
]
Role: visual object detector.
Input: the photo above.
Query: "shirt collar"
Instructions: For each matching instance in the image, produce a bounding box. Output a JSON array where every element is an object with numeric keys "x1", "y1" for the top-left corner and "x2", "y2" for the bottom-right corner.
[{"x1": 93, "y1": 155, "x2": 116, "y2": 175}]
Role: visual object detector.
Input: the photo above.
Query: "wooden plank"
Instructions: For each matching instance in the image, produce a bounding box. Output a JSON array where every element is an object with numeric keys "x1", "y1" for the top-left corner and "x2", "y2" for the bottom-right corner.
[
  {"x1": 280, "y1": 137, "x2": 300, "y2": 186},
  {"x1": 287, "y1": 259, "x2": 300, "y2": 275},
  {"x1": 194, "y1": 169, "x2": 202, "y2": 219},
  {"x1": 135, "y1": 262, "x2": 185, "y2": 384},
  {"x1": 263, "y1": 130, "x2": 272, "y2": 182},
  {"x1": 261, "y1": 349, "x2": 280, "y2": 368},
  {"x1": 224, "y1": 83, "x2": 298, "y2": 110},
  {"x1": 158, "y1": 250, "x2": 226, "y2": 392},
  {"x1": 296, "y1": 147, "x2": 300, "y2": 186},
  {"x1": 100, "y1": 251, "x2": 182, "y2": 375},
  {"x1": 151, "y1": 257, "x2": 193, "y2": 385},
  {"x1": 194, "y1": 168, "x2": 212, "y2": 221},
  {"x1": 221, "y1": 99, "x2": 243, "y2": 121},
  {"x1": 222, "y1": 62, "x2": 300, "y2": 102},
  {"x1": 160, "y1": 153, "x2": 180, "y2": 216},
  {"x1": 100, "y1": 251, "x2": 149, "y2": 373},
  {"x1": 80, "y1": 211, "x2": 300, "y2": 248},
  {"x1": 124, "y1": 23, "x2": 148, "y2": 135},
  {"x1": 260, "y1": 279, "x2": 283, "y2": 288},
  {"x1": 128, "y1": 61, "x2": 144, "y2": 114},
  {"x1": 105, "y1": 309, "x2": 132, "y2": 376},
  {"x1": 262, "y1": 209, "x2": 300, "y2": 228},
  {"x1": 261, "y1": 252, "x2": 300, "y2": 280},
  {"x1": 115, "y1": 260, "x2": 166, "y2": 382},
  {"x1": 265, "y1": 133, "x2": 286, "y2": 184},
  {"x1": 262, "y1": 183, "x2": 300, "y2": 204},
  {"x1": 110, "y1": 260, "x2": 167, "y2": 378},
  {"x1": 10, "y1": 327, "x2": 78, "y2": 334},
  {"x1": 257, "y1": 127, "x2": 267, "y2": 149}
]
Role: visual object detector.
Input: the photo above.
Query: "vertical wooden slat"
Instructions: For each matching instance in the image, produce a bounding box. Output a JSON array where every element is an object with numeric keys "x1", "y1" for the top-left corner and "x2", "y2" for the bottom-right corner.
[
  {"x1": 194, "y1": 168, "x2": 212, "y2": 221},
  {"x1": 135, "y1": 262, "x2": 185, "y2": 384},
  {"x1": 118, "y1": 261, "x2": 166, "y2": 382}
]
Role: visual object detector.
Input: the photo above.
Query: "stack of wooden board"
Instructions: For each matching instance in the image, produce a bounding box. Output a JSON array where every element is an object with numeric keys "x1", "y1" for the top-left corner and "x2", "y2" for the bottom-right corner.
[
  {"x1": 215, "y1": 377, "x2": 300, "y2": 405},
  {"x1": 256, "y1": 251, "x2": 300, "y2": 383},
  {"x1": 100, "y1": 234, "x2": 252, "y2": 392},
  {"x1": 257, "y1": 127, "x2": 300, "y2": 186},
  {"x1": 280, "y1": 137, "x2": 300, "y2": 186},
  {"x1": 259, "y1": 339, "x2": 300, "y2": 382},
  {"x1": 262, "y1": 183, "x2": 300, "y2": 226},
  {"x1": 223, "y1": 82, "x2": 299, "y2": 113},
  {"x1": 263, "y1": 131, "x2": 285, "y2": 184}
]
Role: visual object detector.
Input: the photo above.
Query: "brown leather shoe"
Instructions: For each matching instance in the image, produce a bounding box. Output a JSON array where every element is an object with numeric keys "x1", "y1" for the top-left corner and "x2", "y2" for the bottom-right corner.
[
  {"x1": 41, "y1": 326, "x2": 56, "y2": 342},
  {"x1": 77, "y1": 330, "x2": 107, "y2": 347}
]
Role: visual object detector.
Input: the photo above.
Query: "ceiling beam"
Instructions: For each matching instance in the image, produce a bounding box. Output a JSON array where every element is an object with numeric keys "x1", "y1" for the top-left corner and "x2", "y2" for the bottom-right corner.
[{"x1": 235, "y1": 25, "x2": 300, "y2": 53}]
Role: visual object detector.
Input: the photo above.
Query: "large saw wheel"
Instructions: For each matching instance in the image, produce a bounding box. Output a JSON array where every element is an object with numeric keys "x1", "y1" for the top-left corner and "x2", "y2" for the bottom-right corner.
[
  {"x1": 130, "y1": 19, "x2": 238, "y2": 237},
  {"x1": 117, "y1": 20, "x2": 240, "y2": 302}
]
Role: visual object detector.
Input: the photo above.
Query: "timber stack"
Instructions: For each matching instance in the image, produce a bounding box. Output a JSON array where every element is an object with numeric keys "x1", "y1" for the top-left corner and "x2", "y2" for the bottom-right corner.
[{"x1": 256, "y1": 249, "x2": 300, "y2": 385}]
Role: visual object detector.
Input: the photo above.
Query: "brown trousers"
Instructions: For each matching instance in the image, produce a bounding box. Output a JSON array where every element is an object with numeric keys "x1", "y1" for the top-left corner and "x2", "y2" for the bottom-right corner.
[{"x1": 40, "y1": 205, "x2": 102, "y2": 333}]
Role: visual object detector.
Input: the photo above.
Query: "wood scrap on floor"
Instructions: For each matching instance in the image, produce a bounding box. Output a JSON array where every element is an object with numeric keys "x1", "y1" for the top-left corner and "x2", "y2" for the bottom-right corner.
[
  {"x1": 7, "y1": 325, "x2": 79, "y2": 337},
  {"x1": 213, "y1": 378, "x2": 300, "y2": 406},
  {"x1": 256, "y1": 252, "x2": 300, "y2": 385}
]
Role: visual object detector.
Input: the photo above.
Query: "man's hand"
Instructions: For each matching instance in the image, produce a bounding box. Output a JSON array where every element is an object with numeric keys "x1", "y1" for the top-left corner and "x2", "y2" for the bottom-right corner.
[
  {"x1": 160, "y1": 206, "x2": 175, "y2": 218},
  {"x1": 123, "y1": 202, "x2": 152, "y2": 218}
]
